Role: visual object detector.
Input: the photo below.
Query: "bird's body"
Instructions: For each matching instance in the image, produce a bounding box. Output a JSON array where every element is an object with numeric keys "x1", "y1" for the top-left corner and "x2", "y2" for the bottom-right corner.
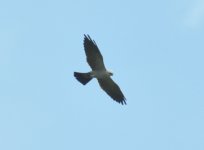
[
  {"x1": 90, "y1": 70, "x2": 112, "y2": 78},
  {"x1": 74, "y1": 35, "x2": 126, "y2": 105}
]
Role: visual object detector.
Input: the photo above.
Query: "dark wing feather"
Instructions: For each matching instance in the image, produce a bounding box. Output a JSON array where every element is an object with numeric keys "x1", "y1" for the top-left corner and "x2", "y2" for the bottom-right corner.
[
  {"x1": 97, "y1": 77, "x2": 126, "y2": 105},
  {"x1": 83, "y1": 34, "x2": 106, "y2": 71}
]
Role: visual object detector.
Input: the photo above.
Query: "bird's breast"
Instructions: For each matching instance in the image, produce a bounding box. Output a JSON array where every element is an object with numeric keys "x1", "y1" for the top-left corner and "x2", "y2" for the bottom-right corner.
[{"x1": 90, "y1": 70, "x2": 109, "y2": 79}]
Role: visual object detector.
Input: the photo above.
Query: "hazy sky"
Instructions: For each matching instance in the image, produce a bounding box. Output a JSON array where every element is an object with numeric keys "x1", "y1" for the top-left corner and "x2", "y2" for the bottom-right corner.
[{"x1": 0, "y1": 0, "x2": 204, "y2": 150}]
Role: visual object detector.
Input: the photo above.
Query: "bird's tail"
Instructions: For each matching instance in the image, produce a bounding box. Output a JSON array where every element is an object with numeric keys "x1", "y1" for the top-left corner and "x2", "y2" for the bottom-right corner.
[{"x1": 74, "y1": 72, "x2": 93, "y2": 85}]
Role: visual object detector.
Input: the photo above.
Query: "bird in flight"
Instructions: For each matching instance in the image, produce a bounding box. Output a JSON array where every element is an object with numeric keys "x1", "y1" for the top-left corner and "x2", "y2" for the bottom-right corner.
[{"x1": 74, "y1": 35, "x2": 126, "y2": 105}]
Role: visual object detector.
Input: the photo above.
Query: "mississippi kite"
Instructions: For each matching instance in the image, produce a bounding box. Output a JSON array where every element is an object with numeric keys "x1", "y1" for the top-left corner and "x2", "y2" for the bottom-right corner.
[{"x1": 74, "y1": 35, "x2": 126, "y2": 105}]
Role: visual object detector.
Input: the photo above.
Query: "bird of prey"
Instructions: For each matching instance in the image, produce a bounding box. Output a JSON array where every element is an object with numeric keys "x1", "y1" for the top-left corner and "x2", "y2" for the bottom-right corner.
[{"x1": 74, "y1": 35, "x2": 126, "y2": 105}]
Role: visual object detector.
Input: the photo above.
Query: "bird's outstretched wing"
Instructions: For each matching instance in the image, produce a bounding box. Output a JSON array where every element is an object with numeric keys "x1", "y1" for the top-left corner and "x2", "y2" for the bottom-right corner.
[
  {"x1": 83, "y1": 34, "x2": 106, "y2": 71},
  {"x1": 97, "y1": 77, "x2": 126, "y2": 105}
]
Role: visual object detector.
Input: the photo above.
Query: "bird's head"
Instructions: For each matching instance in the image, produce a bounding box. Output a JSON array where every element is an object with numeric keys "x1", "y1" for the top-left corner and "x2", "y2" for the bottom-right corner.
[{"x1": 107, "y1": 70, "x2": 113, "y2": 76}]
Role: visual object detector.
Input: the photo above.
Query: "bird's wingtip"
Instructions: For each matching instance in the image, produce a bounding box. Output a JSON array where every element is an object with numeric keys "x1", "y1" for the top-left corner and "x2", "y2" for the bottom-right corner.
[
  {"x1": 121, "y1": 99, "x2": 127, "y2": 105},
  {"x1": 84, "y1": 34, "x2": 90, "y2": 38}
]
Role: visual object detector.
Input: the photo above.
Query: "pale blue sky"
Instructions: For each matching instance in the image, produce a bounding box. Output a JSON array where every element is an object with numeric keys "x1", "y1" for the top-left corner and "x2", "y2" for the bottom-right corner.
[{"x1": 0, "y1": 0, "x2": 204, "y2": 150}]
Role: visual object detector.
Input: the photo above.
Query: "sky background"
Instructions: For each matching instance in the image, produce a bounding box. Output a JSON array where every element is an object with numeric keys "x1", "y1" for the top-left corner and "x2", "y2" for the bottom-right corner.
[{"x1": 0, "y1": 0, "x2": 204, "y2": 150}]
